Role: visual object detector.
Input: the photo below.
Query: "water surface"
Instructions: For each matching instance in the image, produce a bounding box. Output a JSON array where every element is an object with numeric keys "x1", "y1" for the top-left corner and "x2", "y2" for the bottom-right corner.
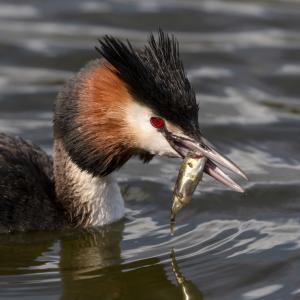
[{"x1": 0, "y1": 0, "x2": 300, "y2": 299}]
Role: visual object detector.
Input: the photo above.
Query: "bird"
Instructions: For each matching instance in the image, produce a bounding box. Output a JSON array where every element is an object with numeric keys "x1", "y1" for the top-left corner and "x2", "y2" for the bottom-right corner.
[{"x1": 0, "y1": 30, "x2": 246, "y2": 233}]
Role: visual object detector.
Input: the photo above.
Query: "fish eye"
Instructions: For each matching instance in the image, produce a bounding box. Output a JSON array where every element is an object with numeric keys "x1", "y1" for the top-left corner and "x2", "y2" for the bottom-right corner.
[{"x1": 150, "y1": 116, "x2": 165, "y2": 129}]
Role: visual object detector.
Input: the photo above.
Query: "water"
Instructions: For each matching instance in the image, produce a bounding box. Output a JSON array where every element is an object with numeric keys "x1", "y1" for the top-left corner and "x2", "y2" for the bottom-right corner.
[{"x1": 0, "y1": 0, "x2": 300, "y2": 299}]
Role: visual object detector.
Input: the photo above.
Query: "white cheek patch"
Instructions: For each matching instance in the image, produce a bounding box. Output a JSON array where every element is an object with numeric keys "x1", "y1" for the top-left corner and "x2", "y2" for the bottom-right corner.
[{"x1": 125, "y1": 101, "x2": 180, "y2": 156}]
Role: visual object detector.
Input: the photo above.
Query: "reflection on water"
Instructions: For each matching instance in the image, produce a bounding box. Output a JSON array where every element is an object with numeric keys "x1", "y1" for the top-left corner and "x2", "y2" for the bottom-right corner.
[
  {"x1": 59, "y1": 225, "x2": 203, "y2": 300},
  {"x1": 0, "y1": 0, "x2": 300, "y2": 299},
  {"x1": 0, "y1": 224, "x2": 202, "y2": 300},
  {"x1": 171, "y1": 249, "x2": 203, "y2": 300}
]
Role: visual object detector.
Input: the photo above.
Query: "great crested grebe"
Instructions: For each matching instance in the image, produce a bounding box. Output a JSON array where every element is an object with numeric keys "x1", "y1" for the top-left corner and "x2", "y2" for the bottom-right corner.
[{"x1": 0, "y1": 31, "x2": 246, "y2": 232}]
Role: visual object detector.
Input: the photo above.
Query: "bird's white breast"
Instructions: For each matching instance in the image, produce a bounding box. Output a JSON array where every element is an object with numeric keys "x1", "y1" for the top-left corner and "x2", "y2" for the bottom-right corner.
[{"x1": 67, "y1": 159, "x2": 125, "y2": 226}]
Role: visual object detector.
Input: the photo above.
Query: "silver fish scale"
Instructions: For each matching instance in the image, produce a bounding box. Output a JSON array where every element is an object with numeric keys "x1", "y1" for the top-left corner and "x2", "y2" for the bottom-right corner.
[{"x1": 170, "y1": 156, "x2": 207, "y2": 233}]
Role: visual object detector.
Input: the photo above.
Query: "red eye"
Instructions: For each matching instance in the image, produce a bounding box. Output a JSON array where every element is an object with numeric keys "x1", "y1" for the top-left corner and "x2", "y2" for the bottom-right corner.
[{"x1": 150, "y1": 116, "x2": 165, "y2": 129}]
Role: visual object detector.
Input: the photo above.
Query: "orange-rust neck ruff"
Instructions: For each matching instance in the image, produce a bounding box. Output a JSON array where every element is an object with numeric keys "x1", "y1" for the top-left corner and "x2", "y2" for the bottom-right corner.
[
  {"x1": 54, "y1": 60, "x2": 142, "y2": 177},
  {"x1": 77, "y1": 62, "x2": 136, "y2": 173}
]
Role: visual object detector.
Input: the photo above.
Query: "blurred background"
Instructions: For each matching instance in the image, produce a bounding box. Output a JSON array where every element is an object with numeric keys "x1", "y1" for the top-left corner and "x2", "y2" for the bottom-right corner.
[{"x1": 0, "y1": 0, "x2": 300, "y2": 299}]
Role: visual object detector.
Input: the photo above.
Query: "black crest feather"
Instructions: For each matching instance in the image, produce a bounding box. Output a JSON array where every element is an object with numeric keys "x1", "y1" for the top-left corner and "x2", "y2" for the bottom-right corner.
[{"x1": 96, "y1": 30, "x2": 199, "y2": 135}]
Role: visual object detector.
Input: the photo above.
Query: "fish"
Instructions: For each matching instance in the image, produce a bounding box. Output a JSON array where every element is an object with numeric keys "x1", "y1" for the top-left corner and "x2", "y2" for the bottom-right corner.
[{"x1": 170, "y1": 155, "x2": 207, "y2": 233}]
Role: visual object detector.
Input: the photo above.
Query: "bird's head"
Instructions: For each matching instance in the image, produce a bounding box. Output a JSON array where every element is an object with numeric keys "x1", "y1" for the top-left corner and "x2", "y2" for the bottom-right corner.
[{"x1": 54, "y1": 30, "x2": 246, "y2": 190}]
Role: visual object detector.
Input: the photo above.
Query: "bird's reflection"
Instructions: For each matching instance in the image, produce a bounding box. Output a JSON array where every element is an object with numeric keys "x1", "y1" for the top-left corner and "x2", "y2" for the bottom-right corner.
[
  {"x1": 58, "y1": 223, "x2": 203, "y2": 300},
  {"x1": 59, "y1": 221, "x2": 124, "y2": 275},
  {"x1": 0, "y1": 222, "x2": 203, "y2": 300}
]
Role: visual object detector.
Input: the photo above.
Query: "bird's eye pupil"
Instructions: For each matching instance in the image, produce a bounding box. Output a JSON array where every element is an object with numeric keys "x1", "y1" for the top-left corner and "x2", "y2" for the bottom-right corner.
[{"x1": 150, "y1": 117, "x2": 165, "y2": 129}]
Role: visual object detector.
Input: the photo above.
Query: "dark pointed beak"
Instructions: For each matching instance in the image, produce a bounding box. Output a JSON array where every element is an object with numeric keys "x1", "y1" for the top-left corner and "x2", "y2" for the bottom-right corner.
[{"x1": 166, "y1": 132, "x2": 247, "y2": 193}]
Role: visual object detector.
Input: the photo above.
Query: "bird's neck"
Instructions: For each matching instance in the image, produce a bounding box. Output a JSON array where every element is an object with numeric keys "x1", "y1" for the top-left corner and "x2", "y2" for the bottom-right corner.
[{"x1": 53, "y1": 138, "x2": 125, "y2": 228}]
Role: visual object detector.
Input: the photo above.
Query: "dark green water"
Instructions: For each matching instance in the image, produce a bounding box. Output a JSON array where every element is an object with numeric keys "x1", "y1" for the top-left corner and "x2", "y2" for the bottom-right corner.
[{"x1": 0, "y1": 0, "x2": 300, "y2": 299}]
